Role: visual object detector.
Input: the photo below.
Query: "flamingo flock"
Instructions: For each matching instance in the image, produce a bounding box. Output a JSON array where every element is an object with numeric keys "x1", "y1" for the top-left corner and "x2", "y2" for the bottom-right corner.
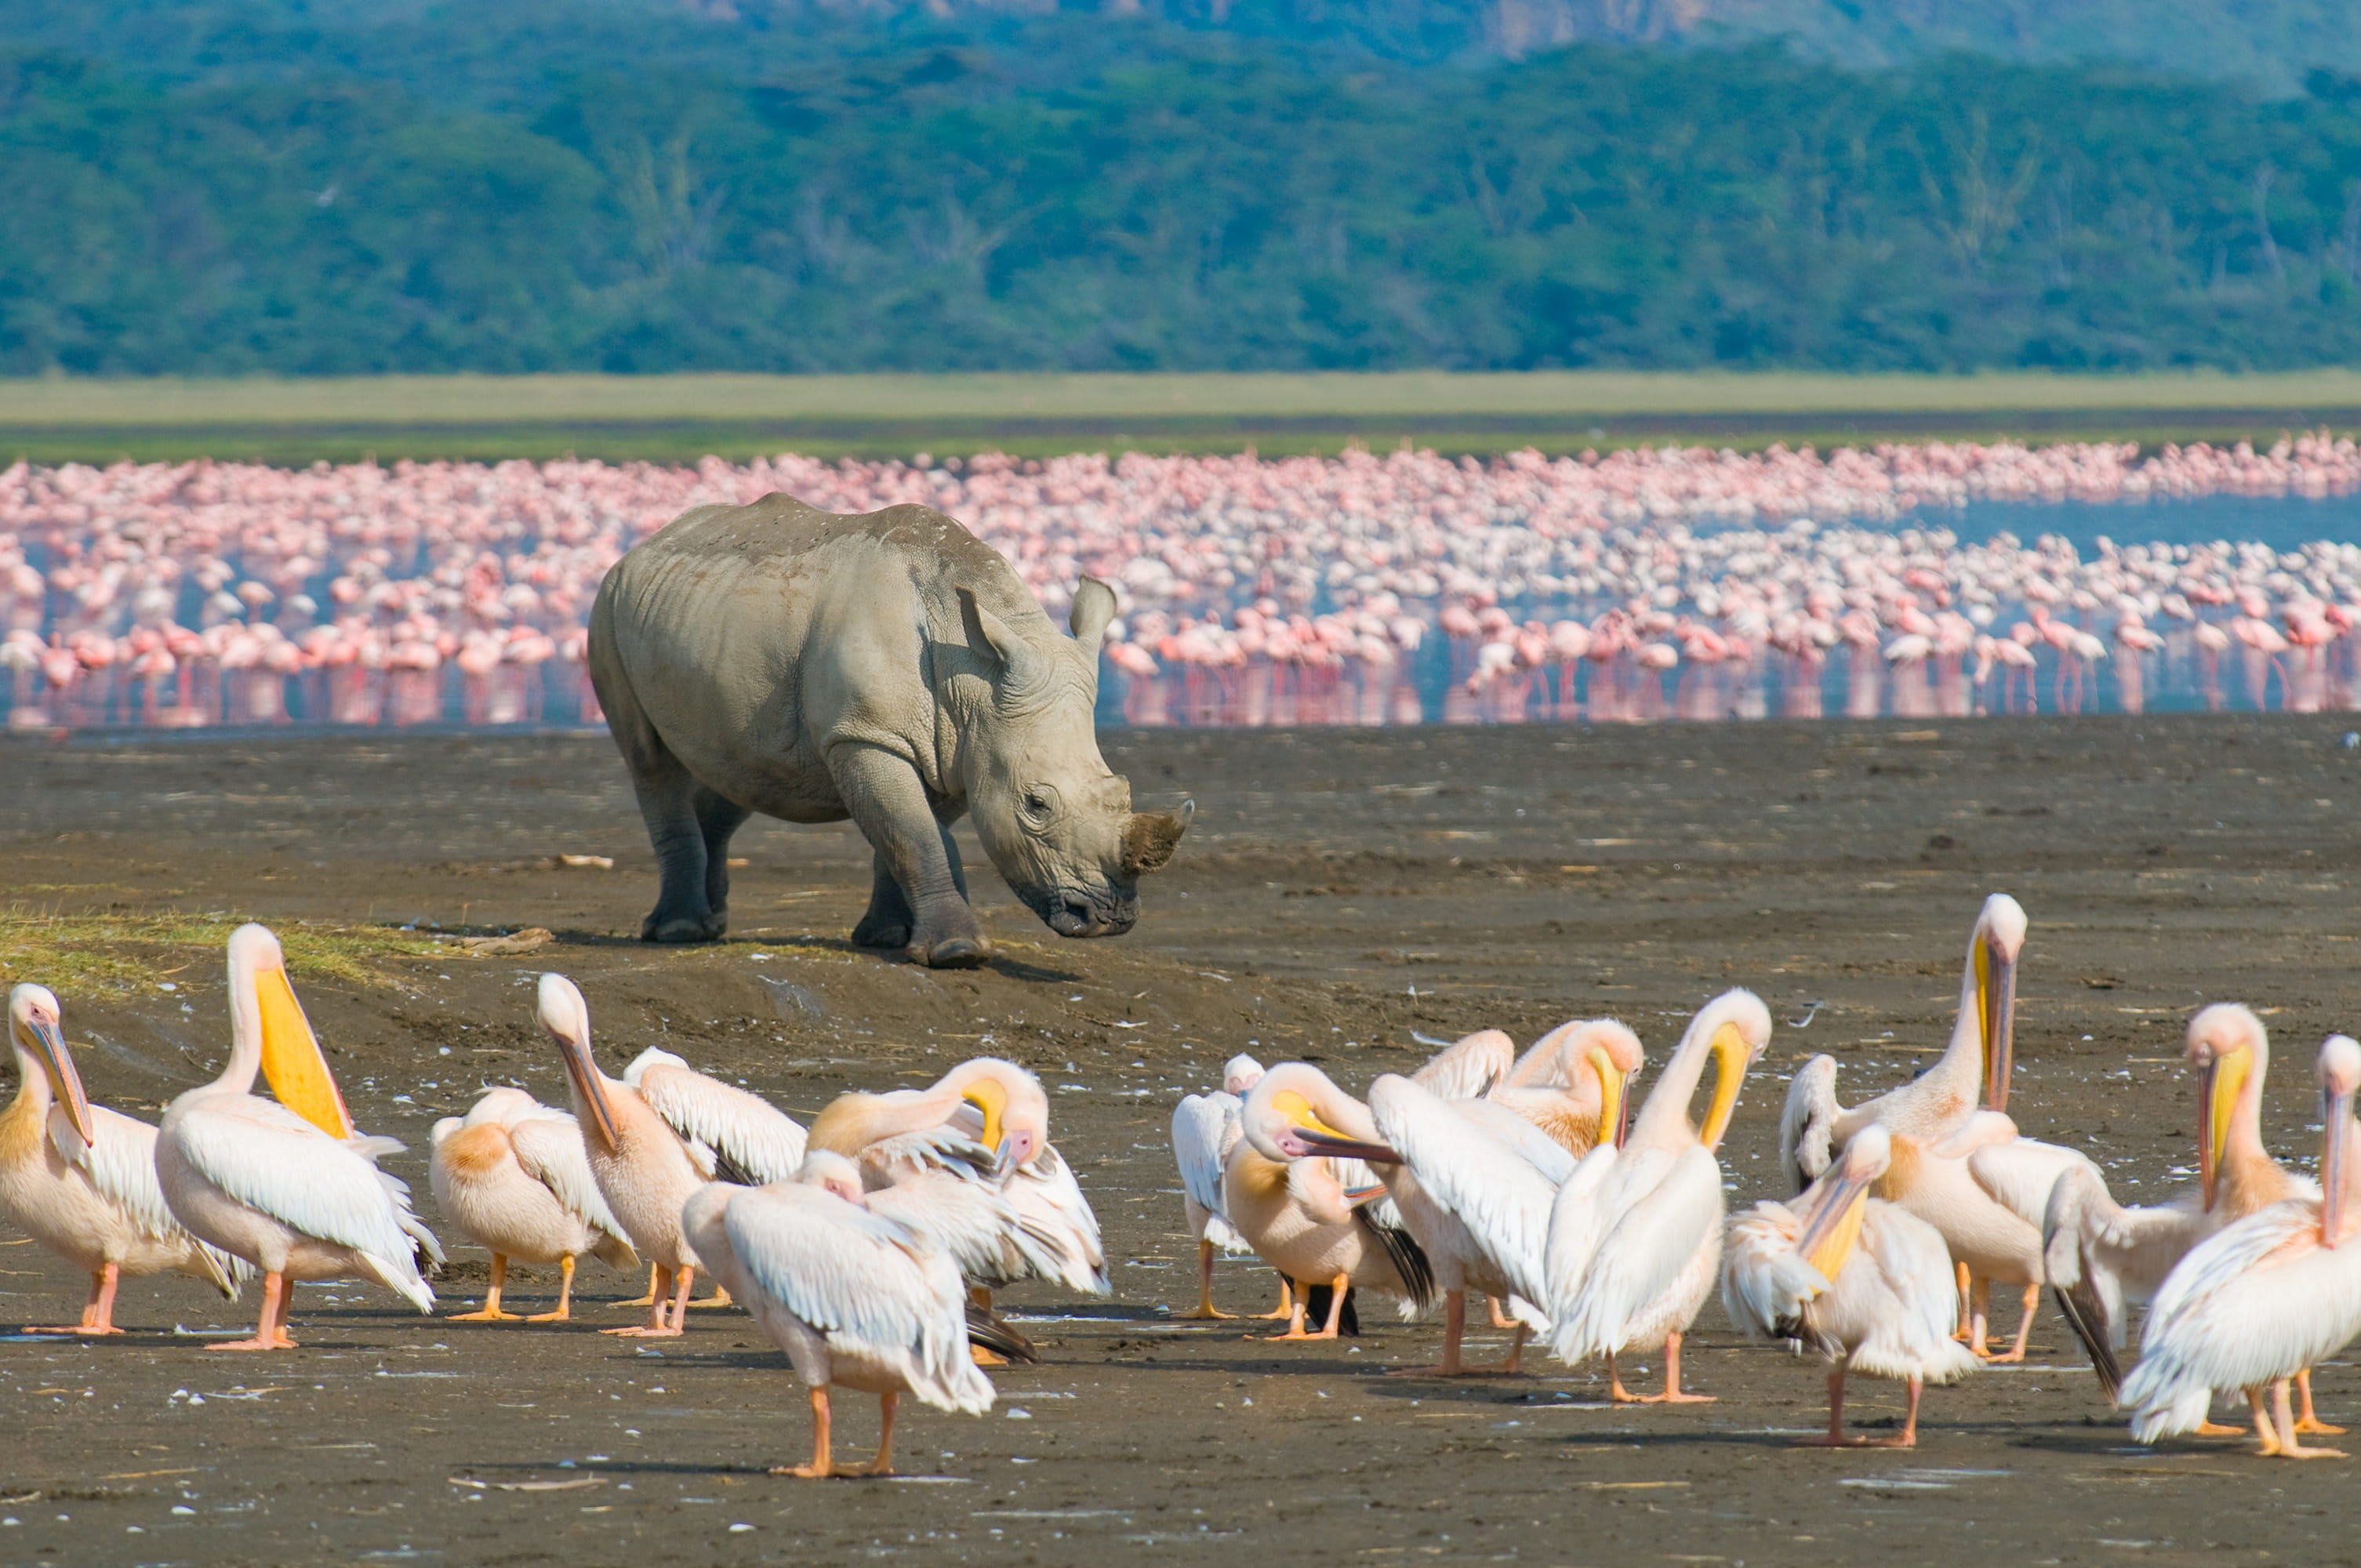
[{"x1": 3, "y1": 433, "x2": 2359, "y2": 731}]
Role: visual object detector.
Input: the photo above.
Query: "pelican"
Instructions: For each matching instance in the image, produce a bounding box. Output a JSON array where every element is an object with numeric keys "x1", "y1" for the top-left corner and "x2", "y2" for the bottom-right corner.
[
  {"x1": 1231, "y1": 1064, "x2": 1436, "y2": 1339},
  {"x1": 430, "y1": 1087, "x2": 637, "y2": 1322},
  {"x1": 1547, "y1": 989, "x2": 1771, "y2": 1403},
  {"x1": 616, "y1": 1047, "x2": 809, "y2": 1307},
  {"x1": 681, "y1": 1152, "x2": 993, "y2": 1479},
  {"x1": 1726, "y1": 1124, "x2": 1978, "y2": 1446},
  {"x1": 155, "y1": 925, "x2": 441, "y2": 1351},
  {"x1": 536, "y1": 972, "x2": 711, "y2": 1337},
  {"x1": 1489, "y1": 1019, "x2": 1645, "y2": 1156},
  {"x1": 1780, "y1": 894, "x2": 2050, "y2": 1358},
  {"x1": 2045, "y1": 1004, "x2": 2333, "y2": 1431},
  {"x1": 1170, "y1": 1053, "x2": 1265, "y2": 1319},
  {"x1": 2122, "y1": 1035, "x2": 2361, "y2": 1459},
  {"x1": 1411, "y1": 1030, "x2": 1516, "y2": 1101},
  {"x1": 809, "y1": 1057, "x2": 1107, "y2": 1301},
  {"x1": 0, "y1": 984, "x2": 246, "y2": 1334}
]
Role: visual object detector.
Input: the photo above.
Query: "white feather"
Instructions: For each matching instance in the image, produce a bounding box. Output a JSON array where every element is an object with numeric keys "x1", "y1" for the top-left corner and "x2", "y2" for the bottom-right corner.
[
  {"x1": 625, "y1": 1049, "x2": 808, "y2": 1185},
  {"x1": 1549, "y1": 1143, "x2": 1725, "y2": 1363}
]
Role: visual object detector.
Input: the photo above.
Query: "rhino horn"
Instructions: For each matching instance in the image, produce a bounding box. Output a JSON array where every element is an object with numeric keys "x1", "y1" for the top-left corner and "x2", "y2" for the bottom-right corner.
[{"x1": 1122, "y1": 798, "x2": 1193, "y2": 876}]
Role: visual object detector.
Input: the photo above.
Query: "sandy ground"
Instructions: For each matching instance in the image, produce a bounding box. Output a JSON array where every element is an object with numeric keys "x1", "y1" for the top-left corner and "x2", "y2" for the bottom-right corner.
[{"x1": 0, "y1": 714, "x2": 2357, "y2": 1566}]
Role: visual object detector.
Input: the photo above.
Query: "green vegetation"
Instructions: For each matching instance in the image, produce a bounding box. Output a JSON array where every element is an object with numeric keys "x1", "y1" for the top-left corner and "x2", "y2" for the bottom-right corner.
[
  {"x1": 0, "y1": 910, "x2": 465, "y2": 993},
  {"x1": 9, "y1": 372, "x2": 2361, "y2": 463},
  {"x1": 8, "y1": 13, "x2": 2361, "y2": 384}
]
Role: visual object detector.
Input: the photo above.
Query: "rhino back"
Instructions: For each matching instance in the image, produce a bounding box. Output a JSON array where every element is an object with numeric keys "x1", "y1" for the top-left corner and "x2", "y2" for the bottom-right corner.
[{"x1": 593, "y1": 495, "x2": 1055, "y2": 818}]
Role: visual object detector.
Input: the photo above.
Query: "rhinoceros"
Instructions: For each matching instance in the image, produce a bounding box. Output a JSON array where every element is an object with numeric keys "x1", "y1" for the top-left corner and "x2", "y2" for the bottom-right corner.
[{"x1": 587, "y1": 495, "x2": 1191, "y2": 966}]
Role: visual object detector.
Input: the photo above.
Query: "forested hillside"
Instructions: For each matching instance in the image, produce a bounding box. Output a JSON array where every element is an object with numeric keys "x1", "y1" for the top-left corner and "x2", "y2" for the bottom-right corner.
[{"x1": 6, "y1": 8, "x2": 2361, "y2": 376}]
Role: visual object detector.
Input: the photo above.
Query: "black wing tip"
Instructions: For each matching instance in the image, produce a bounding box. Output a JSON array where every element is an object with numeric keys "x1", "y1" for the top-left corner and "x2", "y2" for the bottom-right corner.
[
  {"x1": 965, "y1": 1307, "x2": 1041, "y2": 1364},
  {"x1": 2049, "y1": 1287, "x2": 2124, "y2": 1401},
  {"x1": 1355, "y1": 1208, "x2": 1437, "y2": 1312}
]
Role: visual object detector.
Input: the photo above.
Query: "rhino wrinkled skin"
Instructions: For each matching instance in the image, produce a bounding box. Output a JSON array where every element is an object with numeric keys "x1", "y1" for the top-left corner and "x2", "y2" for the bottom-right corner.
[{"x1": 587, "y1": 495, "x2": 1191, "y2": 967}]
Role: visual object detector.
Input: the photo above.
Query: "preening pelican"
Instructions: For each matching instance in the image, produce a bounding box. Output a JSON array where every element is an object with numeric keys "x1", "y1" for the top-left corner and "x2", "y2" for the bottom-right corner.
[
  {"x1": 1171, "y1": 1053, "x2": 1264, "y2": 1319},
  {"x1": 155, "y1": 925, "x2": 441, "y2": 1351},
  {"x1": 1490, "y1": 1020, "x2": 1645, "y2": 1157},
  {"x1": 430, "y1": 1087, "x2": 637, "y2": 1322},
  {"x1": 1781, "y1": 894, "x2": 2047, "y2": 1358},
  {"x1": 681, "y1": 1152, "x2": 993, "y2": 1479},
  {"x1": 623, "y1": 1047, "x2": 808, "y2": 1185},
  {"x1": 1724, "y1": 1124, "x2": 1978, "y2": 1446},
  {"x1": 0, "y1": 984, "x2": 246, "y2": 1333},
  {"x1": 1412, "y1": 1030, "x2": 1516, "y2": 1102},
  {"x1": 536, "y1": 973, "x2": 710, "y2": 1337},
  {"x1": 810, "y1": 1057, "x2": 1108, "y2": 1301},
  {"x1": 1547, "y1": 989, "x2": 1771, "y2": 1402},
  {"x1": 2122, "y1": 1035, "x2": 2361, "y2": 1459},
  {"x1": 2048, "y1": 1004, "x2": 2333, "y2": 1427},
  {"x1": 1231, "y1": 1064, "x2": 1436, "y2": 1340}
]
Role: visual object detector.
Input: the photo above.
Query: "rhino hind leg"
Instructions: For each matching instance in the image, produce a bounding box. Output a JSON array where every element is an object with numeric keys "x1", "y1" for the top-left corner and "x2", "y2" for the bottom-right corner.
[
  {"x1": 833, "y1": 745, "x2": 990, "y2": 968},
  {"x1": 602, "y1": 670, "x2": 727, "y2": 944},
  {"x1": 693, "y1": 787, "x2": 753, "y2": 927}
]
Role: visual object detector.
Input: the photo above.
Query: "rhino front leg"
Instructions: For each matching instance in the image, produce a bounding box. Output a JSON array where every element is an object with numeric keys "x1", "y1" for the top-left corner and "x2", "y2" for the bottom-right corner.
[{"x1": 832, "y1": 745, "x2": 990, "y2": 968}]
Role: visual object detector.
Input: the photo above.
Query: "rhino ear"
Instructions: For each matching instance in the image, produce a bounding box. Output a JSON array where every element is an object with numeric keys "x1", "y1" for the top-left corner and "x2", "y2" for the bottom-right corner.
[
  {"x1": 1070, "y1": 578, "x2": 1118, "y2": 655},
  {"x1": 957, "y1": 586, "x2": 1048, "y2": 695}
]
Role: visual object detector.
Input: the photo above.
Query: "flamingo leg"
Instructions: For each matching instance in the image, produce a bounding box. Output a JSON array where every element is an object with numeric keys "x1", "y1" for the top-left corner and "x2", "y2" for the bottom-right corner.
[
  {"x1": 2268, "y1": 1377, "x2": 2346, "y2": 1459},
  {"x1": 525, "y1": 1255, "x2": 577, "y2": 1323},
  {"x1": 31, "y1": 1262, "x2": 125, "y2": 1336},
  {"x1": 1183, "y1": 1240, "x2": 1237, "y2": 1320},
  {"x1": 2294, "y1": 1368, "x2": 2347, "y2": 1436},
  {"x1": 450, "y1": 1254, "x2": 524, "y2": 1322},
  {"x1": 772, "y1": 1385, "x2": 836, "y2": 1479},
  {"x1": 209, "y1": 1270, "x2": 297, "y2": 1352}
]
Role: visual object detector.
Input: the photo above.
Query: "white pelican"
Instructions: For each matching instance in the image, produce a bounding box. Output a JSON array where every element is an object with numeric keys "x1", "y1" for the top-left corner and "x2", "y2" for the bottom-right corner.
[
  {"x1": 1489, "y1": 1019, "x2": 1646, "y2": 1156},
  {"x1": 430, "y1": 1087, "x2": 637, "y2": 1322},
  {"x1": 155, "y1": 925, "x2": 441, "y2": 1351},
  {"x1": 0, "y1": 984, "x2": 246, "y2": 1333},
  {"x1": 536, "y1": 972, "x2": 711, "y2": 1337},
  {"x1": 1230, "y1": 1063, "x2": 1437, "y2": 1339},
  {"x1": 681, "y1": 1152, "x2": 993, "y2": 1478},
  {"x1": 1724, "y1": 1124, "x2": 1978, "y2": 1446},
  {"x1": 1411, "y1": 1029, "x2": 1516, "y2": 1101},
  {"x1": 1547, "y1": 989, "x2": 1771, "y2": 1402},
  {"x1": 809, "y1": 1057, "x2": 1108, "y2": 1300},
  {"x1": 616, "y1": 1046, "x2": 809, "y2": 1307},
  {"x1": 1170, "y1": 1053, "x2": 1265, "y2": 1319},
  {"x1": 1780, "y1": 894, "x2": 2053, "y2": 1359},
  {"x1": 2122, "y1": 1035, "x2": 2361, "y2": 1459},
  {"x1": 2046, "y1": 1004, "x2": 2331, "y2": 1429}
]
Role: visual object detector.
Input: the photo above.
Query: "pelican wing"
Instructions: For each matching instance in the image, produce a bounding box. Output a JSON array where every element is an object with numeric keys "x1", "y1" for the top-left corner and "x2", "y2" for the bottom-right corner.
[
  {"x1": 64, "y1": 1106, "x2": 251, "y2": 1292},
  {"x1": 506, "y1": 1112, "x2": 631, "y2": 1243},
  {"x1": 720, "y1": 1184, "x2": 991, "y2": 1414},
  {"x1": 171, "y1": 1097, "x2": 434, "y2": 1306},
  {"x1": 1007, "y1": 1144, "x2": 1109, "y2": 1296},
  {"x1": 2041, "y1": 1164, "x2": 2202, "y2": 1397},
  {"x1": 1539, "y1": 1142, "x2": 1631, "y2": 1315},
  {"x1": 867, "y1": 1171, "x2": 1070, "y2": 1287},
  {"x1": 1171, "y1": 1091, "x2": 1240, "y2": 1218},
  {"x1": 1368, "y1": 1075, "x2": 1561, "y2": 1305},
  {"x1": 1779, "y1": 1055, "x2": 1841, "y2": 1192},
  {"x1": 634, "y1": 1064, "x2": 808, "y2": 1186},
  {"x1": 1967, "y1": 1136, "x2": 2101, "y2": 1229},
  {"x1": 857, "y1": 1126, "x2": 998, "y2": 1187},
  {"x1": 1720, "y1": 1200, "x2": 1826, "y2": 1344},
  {"x1": 1551, "y1": 1144, "x2": 1724, "y2": 1363},
  {"x1": 1413, "y1": 1031, "x2": 1515, "y2": 1102}
]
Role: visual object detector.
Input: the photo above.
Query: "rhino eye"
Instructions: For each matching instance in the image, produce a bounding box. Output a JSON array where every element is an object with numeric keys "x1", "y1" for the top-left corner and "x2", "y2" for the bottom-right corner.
[{"x1": 1023, "y1": 791, "x2": 1051, "y2": 818}]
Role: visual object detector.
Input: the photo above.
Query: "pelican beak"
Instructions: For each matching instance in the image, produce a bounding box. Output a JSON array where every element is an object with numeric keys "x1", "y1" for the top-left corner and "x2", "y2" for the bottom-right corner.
[
  {"x1": 960, "y1": 1080, "x2": 1009, "y2": 1167},
  {"x1": 252, "y1": 960, "x2": 354, "y2": 1139},
  {"x1": 1589, "y1": 1046, "x2": 1629, "y2": 1150},
  {"x1": 553, "y1": 1022, "x2": 622, "y2": 1154},
  {"x1": 2323, "y1": 1080, "x2": 2353, "y2": 1248},
  {"x1": 1978, "y1": 936, "x2": 2017, "y2": 1114},
  {"x1": 1289, "y1": 1127, "x2": 1402, "y2": 1164},
  {"x1": 1793, "y1": 1167, "x2": 1873, "y2": 1283},
  {"x1": 2198, "y1": 1048, "x2": 2249, "y2": 1213},
  {"x1": 25, "y1": 1015, "x2": 93, "y2": 1149},
  {"x1": 1698, "y1": 1022, "x2": 1756, "y2": 1152}
]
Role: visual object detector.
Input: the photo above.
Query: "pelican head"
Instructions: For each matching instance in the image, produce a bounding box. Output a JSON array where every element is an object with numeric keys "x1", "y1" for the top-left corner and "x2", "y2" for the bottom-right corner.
[
  {"x1": 938, "y1": 1058, "x2": 1048, "y2": 1171},
  {"x1": 1793, "y1": 1122, "x2": 1888, "y2": 1283},
  {"x1": 1971, "y1": 894, "x2": 2026, "y2": 1112},
  {"x1": 797, "y1": 1149, "x2": 868, "y2": 1207},
  {"x1": 2319, "y1": 1034, "x2": 2361, "y2": 1248},
  {"x1": 1693, "y1": 989, "x2": 1773, "y2": 1152},
  {"x1": 1581, "y1": 1021, "x2": 1644, "y2": 1149},
  {"x1": 2188, "y1": 1002, "x2": 2267, "y2": 1211},
  {"x1": 8, "y1": 983, "x2": 92, "y2": 1148},
  {"x1": 1241, "y1": 1062, "x2": 1387, "y2": 1163},
  {"x1": 227, "y1": 923, "x2": 353, "y2": 1139},
  {"x1": 1222, "y1": 1054, "x2": 1266, "y2": 1097},
  {"x1": 536, "y1": 972, "x2": 621, "y2": 1153}
]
